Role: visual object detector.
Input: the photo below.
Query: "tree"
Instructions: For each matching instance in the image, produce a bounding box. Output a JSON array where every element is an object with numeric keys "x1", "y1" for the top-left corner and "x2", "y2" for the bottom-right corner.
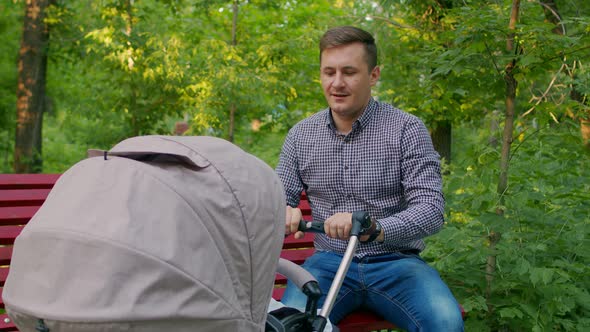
[
  {"x1": 14, "y1": 0, "x2": 53, "y2": 173},
  {"x1": 0, "y1": 1, "x2": 24, "y2": 172},
  {"x1": 485, "y1": 0, "x2": 520, "y2": 320}
]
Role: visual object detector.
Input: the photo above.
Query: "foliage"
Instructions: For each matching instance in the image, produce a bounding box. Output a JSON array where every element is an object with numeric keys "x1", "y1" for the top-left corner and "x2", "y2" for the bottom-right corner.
[
  {"x1": 1, "y1": 1, "x2": 589, "y2": 330},
  {"x1": 5, "y1": 0, "x2": 381, "y2": 170},
  {"x1": 0, "y1": 1, "x2": 23, "y2": 172},
  {"x1": 424, "y1": 118, "x2": 590, "y2": 331},
  {"x1": 376, "y1": 0, "x2": 590, "y2": 128}
]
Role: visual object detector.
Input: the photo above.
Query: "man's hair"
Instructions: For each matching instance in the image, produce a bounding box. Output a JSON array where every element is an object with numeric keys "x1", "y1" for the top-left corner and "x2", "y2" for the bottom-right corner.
[{"x1": 319, "y1": 26, "x2": 378, "y2": 71}]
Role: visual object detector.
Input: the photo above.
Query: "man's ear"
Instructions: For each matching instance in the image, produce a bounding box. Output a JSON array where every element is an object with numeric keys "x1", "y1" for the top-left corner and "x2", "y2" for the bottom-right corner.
[{"x1": 370, "y1": 66, "x2": 381, "y2": 86}]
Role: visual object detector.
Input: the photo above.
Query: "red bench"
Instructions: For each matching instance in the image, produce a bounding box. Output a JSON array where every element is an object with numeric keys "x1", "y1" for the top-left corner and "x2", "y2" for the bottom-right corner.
[
  {"x1": 0, "y1": 174, "x2": 61, "y2": 331},
  {"x1": 0, "y1": 173, "x2": 462, "y2": 332}
]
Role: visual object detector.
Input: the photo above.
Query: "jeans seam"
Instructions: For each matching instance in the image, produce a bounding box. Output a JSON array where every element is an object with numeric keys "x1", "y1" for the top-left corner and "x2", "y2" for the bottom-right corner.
[
  {"x1": 367, "y1": 288, "x2": 422, "y2": 330},
  {"x1": 358, "y1": 262, "x2": 367, "y2": 291},
  {"x1": 331, "y1": 288, "x2": 359, "y2": 322}
]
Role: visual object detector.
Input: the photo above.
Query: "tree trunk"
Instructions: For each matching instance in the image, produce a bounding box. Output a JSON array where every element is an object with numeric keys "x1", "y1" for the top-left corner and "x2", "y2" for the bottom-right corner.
[
  {"x1": 14, "y1": 0, "x2": 52, "y2": 173},
  {"x1": 488, "y1": 0, "x2": 520, "y2": 318},
  {"x1": 497, "y1": 59, "x2": 517, "y2": 200},
  {"x1": 431, "y1": 120, "x2": 451, "y2": 164},
  {"x1": 497, "y1": 0, "x2": 520, "y2": 207}
]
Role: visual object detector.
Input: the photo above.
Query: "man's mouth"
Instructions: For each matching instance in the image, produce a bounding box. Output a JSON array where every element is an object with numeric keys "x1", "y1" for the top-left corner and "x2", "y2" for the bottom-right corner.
[{"x1": 332, "y1": 93, "x2": 349, "y2": 98}]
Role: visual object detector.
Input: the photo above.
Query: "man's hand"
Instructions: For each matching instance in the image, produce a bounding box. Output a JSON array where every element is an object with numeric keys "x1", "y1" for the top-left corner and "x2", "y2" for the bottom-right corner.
[
  {"x1": 325, "y1": 212, "x2": 383, "y2": 242},
  {"x1": 324, "y1": 212, "x2": 353, "y2": 240},
  {"x1": 285, "y1": 206, "x2": 304, "y2": 239}
]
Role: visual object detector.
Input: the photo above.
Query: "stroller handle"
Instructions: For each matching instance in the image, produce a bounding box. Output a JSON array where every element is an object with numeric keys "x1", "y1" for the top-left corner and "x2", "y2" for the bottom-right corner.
[
  {"x1": 297, "y1": 211, "x2": 373, "y2": 237},
  {"x1": 295, "y1": 211, "x2": 372, "y2": 328},
  {"x1": 277, "y1": 258, "x2": 317, "y2": 290}
]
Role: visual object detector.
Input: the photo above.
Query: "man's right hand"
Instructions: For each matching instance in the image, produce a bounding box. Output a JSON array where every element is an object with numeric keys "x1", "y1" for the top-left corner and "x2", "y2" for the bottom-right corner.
[{"x1": 285, "y1": 206, "x2": 304, "y2": 239}]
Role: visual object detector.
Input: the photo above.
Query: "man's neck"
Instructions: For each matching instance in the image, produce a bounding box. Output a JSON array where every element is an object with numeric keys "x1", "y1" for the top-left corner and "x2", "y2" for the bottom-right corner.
[
  {"x1": 332, "y1": 116, "x2": 354, "y2": 134},
  {"x1": 331, "y1": 102, "x2": 370, "y2": 134}
]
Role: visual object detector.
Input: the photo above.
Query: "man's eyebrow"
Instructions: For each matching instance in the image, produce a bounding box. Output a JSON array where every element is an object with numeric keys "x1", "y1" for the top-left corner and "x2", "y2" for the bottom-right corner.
[
  {"x1": 341, "y1": 66, "x2": 358, "y2": 71},
  {"x1": 321, "y1": 65, "x2": 358, "y2": 71}
]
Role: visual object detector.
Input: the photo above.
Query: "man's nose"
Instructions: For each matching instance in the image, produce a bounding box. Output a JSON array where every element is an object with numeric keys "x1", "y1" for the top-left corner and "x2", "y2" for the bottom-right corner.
[{"x1": 332, "y1": 72, "x2": 344, "y2": 88}]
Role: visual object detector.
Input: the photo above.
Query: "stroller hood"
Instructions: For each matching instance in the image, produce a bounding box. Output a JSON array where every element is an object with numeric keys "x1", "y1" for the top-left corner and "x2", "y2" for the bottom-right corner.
[{"x1": 3, "y1": 135, "x2": 285, "y2": 331}]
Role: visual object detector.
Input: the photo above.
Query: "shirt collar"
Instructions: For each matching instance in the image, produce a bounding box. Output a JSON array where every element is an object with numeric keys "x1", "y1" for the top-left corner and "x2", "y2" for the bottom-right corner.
[{"x1": 325, "y1": 97, "x2": 378, "y2": 133}]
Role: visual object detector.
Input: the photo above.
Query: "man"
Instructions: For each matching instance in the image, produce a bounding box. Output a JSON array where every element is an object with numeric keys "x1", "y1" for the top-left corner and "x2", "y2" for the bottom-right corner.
[{"x1": 276, "y1": 26, "x2": 464, "y2": 331}]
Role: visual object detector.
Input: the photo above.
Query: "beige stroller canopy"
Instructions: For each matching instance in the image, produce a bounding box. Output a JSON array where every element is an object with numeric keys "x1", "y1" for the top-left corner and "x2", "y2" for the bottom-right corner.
[{"x1": 3, "y1": 135, "x2": 285, "y2": 332}]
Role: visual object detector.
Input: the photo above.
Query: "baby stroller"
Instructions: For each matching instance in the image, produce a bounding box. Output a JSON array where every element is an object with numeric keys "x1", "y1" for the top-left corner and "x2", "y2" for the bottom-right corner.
[{"x1": 3, "y1": 136, "x2": 286, "y2": 332}]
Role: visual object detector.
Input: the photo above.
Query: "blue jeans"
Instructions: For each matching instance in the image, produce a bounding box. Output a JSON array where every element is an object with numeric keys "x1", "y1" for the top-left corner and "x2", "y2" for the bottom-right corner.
[{"x1": 281, "y1": 251, "x2": 464, "y2": 332}]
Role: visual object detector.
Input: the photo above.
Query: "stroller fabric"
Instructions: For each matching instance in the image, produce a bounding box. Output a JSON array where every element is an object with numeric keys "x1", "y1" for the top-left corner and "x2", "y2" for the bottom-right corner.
[{"x1": 3, "y1": 135, "x2": 285, "y2": 332}]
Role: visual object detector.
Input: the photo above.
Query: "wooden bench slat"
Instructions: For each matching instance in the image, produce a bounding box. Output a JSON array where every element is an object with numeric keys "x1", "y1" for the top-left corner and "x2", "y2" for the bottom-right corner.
[
  {"x1": 0, "y1": 190, "x2": 51, "y2": 208},
  {"x1": 0, "y1": 313, "x2": 17, "y2": 331},
  {"x1": 280, "y1": 248, "x2": 315, "y2": 265},
  {"x1": 275, "y1": 275, "x2": 287, "y2": 285},
  {"x1": 337, "y1": 311, "x2": 397, "y2": 332},
  {"x1": 0, "y1": 207, "x2": 39, "y2": 226},
  {"x1": 0, "y1": 227, "x2": 23, "y2": 246},
  {"x1": 272, "y1": 287, "x2": 285, "y2": 301},
  {"x1": 0, "y1": 174, "x2": 60, "y2": 190},
  {"x1": 0, "y1": 247, "x2": 13, "y2": 266},
  {"x1": 282, "y1": 233, "x2": 314, "y2": 249},
  {"x1": 298, "y1": 199, "x2": 311, "y2": 215},
  {"x1": 0, "y1": 267, "x2": 9, "y2": 286}
]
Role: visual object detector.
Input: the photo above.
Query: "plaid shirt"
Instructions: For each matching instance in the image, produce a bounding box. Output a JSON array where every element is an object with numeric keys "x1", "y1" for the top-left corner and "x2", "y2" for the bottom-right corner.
[{"x1": 276, "y1": 98, "x2": 445, "y2": 258}]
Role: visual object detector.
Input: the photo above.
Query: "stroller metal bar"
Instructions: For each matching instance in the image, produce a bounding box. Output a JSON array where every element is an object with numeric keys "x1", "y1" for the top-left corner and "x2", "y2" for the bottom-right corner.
[{"x1": 319, "y1": 235, "x2": 360, "y2": 318}]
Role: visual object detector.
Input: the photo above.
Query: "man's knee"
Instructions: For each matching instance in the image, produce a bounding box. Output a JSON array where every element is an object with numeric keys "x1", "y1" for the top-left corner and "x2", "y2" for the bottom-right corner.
[
  {"x1": 280, "y1": 282, "x2": 309, "y2": 311},
  {"x1": 420, "y1": 303, "x2": 464, "y2": 331}
]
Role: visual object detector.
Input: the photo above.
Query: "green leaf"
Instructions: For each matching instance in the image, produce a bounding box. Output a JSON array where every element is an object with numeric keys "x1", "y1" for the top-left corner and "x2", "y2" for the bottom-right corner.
[
  {"x1": 462, "y1": 295, "x2": 488, "y2": 313},
  {"x1": 514, "y1": 257, "x2": 531, "y2": 275},
  {"x1": 519, "y1": 303, "x2": 538, "y2": 320},
  {"x1": 498, "y1": 307, "x2": 524, "y2": 319},
  {"x1": 530, "y1": 267, "x2": 554, "y2": 286}
]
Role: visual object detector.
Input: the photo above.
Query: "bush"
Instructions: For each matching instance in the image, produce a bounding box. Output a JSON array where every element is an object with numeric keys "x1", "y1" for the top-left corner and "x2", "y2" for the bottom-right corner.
[{"x1": 424, "y1": 120, "x2": 590, "y2": 331}]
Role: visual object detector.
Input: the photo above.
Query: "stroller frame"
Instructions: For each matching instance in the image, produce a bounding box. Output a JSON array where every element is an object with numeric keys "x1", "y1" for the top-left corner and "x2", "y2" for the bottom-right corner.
[{"x1": 267, "y1": 211, "x2": 372, "y2": 332}]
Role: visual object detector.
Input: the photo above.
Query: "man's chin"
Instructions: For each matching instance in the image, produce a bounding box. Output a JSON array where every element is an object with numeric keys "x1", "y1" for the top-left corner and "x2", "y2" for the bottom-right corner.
[
  {"x1": 329, "y1": 105, "x2": 344, "y2": 112},
  {"x1": 328, "y1": 101, "x2": 350, "y2": 112},
  {"x1": 329, "y1": 106, "x2": 353, "y2": 116}
]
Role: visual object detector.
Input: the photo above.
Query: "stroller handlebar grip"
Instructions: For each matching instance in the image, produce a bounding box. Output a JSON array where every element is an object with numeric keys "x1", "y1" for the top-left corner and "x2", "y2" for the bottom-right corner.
[
  {"x1": 350, "y1": 211, "x2": 372, "y2": 237},
  {"x1": 297, "y1": 220, "x2": 324, "y2": 233},
  {"x1": 296, "y1": 211, "x2": 373, "y2": 236}
]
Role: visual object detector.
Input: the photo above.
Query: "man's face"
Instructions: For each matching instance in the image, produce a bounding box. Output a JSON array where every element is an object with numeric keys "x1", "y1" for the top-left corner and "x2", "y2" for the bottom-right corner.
[{"x1": 320, "y1": 42, "x2": 380, "y2": 121}]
